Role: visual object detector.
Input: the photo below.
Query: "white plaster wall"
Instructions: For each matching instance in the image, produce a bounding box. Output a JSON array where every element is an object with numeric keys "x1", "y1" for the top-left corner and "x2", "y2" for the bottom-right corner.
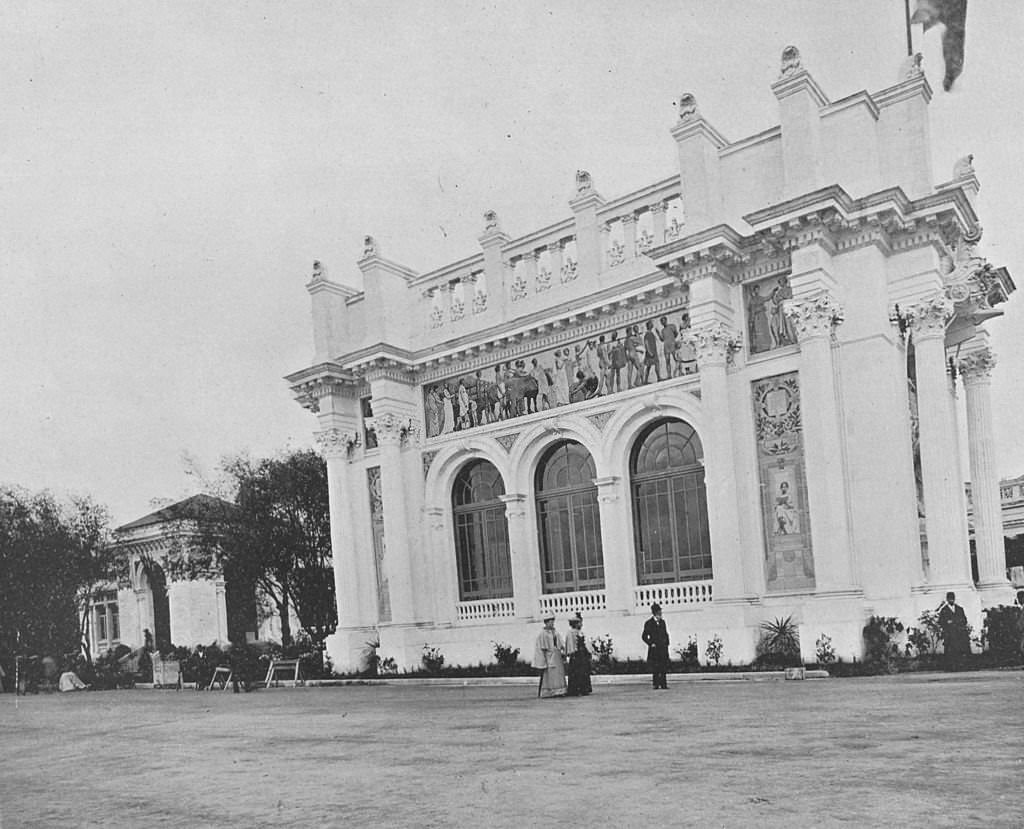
[{"x1": 167, "y1": 580, "x2": 225, "y2": 647}]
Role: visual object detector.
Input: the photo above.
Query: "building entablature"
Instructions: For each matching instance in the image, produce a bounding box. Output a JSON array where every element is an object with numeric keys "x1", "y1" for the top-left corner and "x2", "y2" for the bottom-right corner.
[
  {"x1": 285, "y1": 362, "x2": 362, "y2": 413},
  {"x1": 648, "y1": 183, "x2": 984, "y2": 291}
]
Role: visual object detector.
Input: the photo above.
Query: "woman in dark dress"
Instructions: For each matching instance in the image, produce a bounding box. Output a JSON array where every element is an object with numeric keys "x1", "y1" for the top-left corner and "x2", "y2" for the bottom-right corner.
[{"x1": 564, "y1": 613, "x2": 592, "y2": 697}]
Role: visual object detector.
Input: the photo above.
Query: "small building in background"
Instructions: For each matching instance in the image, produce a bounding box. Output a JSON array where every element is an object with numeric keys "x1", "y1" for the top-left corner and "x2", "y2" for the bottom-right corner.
[{"x1": 87, "y1": 494, "x2": 279, "y2": 657}]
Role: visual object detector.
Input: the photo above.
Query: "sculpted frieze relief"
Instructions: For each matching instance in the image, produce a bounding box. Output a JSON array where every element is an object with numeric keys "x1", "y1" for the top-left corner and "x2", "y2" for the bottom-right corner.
[
  {"x1": 418, "y1": 293, "x2": 688, "y2": 385},
  {"x1": 423, "y1": 310, "x2": 697, "y2": 438}
]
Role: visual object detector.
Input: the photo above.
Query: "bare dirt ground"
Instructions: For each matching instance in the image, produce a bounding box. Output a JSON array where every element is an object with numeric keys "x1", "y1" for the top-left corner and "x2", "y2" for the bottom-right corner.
[{"x1": 0, "y1": 671, "x2": 1021, "y2": 829}]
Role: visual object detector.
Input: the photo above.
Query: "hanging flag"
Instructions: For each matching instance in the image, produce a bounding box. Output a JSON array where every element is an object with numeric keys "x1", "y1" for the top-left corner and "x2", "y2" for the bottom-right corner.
[{"x1": 910, "y1": 0, "x2": 967, "y2": 91}]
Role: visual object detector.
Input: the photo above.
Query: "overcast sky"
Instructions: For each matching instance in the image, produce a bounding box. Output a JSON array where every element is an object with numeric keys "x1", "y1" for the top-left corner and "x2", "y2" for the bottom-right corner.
[{"x1": 2, "y1": 1, "x2": 1021, "y2": 526}]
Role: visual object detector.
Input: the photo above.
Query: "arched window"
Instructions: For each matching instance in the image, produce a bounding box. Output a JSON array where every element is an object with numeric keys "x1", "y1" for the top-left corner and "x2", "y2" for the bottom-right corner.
[
  {"x1": 535, "y1": 441, "x2": 604, "y2": 593},
  {"x1": 452, "y1": 460, "x2": 512, "y2": 600},
  {"x1": 630, "y1": 418, "x2": 711, "y2": 584}
]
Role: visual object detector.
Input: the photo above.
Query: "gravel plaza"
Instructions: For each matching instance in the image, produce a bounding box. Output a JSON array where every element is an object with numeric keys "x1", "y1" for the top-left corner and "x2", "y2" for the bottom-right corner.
[{"x1": 1, "y1": 670, "x2": 1021, "y2": 828}]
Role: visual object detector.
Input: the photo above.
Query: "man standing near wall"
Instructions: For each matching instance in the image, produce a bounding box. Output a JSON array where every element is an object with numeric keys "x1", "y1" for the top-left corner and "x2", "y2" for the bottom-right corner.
[{"x1": 642, "y1": 603, "x2": 670, "y2": 690}]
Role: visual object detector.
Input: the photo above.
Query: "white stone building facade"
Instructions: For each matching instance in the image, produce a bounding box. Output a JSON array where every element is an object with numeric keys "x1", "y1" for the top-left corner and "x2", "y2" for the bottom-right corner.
[{"x1": 288, "y1": 50, "x2": 1015, "y2": 673}]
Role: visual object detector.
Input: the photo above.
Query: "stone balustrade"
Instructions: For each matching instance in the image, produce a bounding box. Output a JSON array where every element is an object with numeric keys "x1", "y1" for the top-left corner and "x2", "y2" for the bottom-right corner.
[
  {"x1": 456, "y1": 597, "x2": 516, "y2": 622},
  {"x1": 537, "y1": 589, "x2": 608, "y2": 616},
  {"x1": 633, "y1": 580, "x2": 713, "y2": 610}
]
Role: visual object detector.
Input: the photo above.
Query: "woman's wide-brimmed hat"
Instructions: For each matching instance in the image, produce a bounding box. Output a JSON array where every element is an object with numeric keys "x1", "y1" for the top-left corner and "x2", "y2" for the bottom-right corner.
[{"x1": 542, "y1": 612, "x2": 556, "y2": 622}]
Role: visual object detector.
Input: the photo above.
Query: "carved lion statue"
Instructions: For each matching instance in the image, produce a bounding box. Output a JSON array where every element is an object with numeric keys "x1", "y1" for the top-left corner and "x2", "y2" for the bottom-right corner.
[
  {"x1": 575, "y1": 169, "x2": 593, "y2": 194},
  {"x1": 483, "y1": 210, "x2": 499, "y2": 231},
  {"x1": 362, "y1": 235, "x2": 378, "y2": 258},
  {"x1": 311, "y1": 260, "x2": 326, "y2": 281}
]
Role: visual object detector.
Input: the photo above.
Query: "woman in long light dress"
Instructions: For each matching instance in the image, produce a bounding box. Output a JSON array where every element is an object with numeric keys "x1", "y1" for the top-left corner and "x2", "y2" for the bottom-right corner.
[
  {"x1": 440, "y1": 384, "x2": 455, "y2": 434},
  {"x1": 552, "y1": 351, "x2": 571, "y2": 407},
  {"x1": 425, "y1": 387, "x2": 442, "y2": 437},
  {"x1": 532, "y1": 615, "x2": 566, "y2": 698}
]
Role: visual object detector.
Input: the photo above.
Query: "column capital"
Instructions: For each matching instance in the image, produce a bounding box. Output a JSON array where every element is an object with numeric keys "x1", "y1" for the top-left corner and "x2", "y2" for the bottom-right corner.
[
  {"x1": 783, "y1": 292, "x2": 844, "y2": 342},
  {"x1": 958, "y1": 347, "x2": 996, "y2": 383},
  {"x1": 905, "y1": 294, "x2": 954, "y2": 339},
  {"x1": 315, "y1": 427, "x2": 361, "y2": 459},
  {"x1": 620, "y1": 213, "x2": 637, "y2": 226},
  {"x1": 371, "y1": 411, "x2": 421, "y2": 448},
  {"x1": 649, "y1": 201, "x2": 666, "y2": 215},
  {"x1": 683, "y1": 322, "x2": 742, "y2": 368}
]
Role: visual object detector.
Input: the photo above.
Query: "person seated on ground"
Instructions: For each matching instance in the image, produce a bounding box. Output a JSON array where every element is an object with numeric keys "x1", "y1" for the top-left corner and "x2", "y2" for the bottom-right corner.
[
  {"x1": 569, "y1": 370, "x2": 599, "y2": 403},
  {"x1": 58, "y1": 670, "x2": 90, "y2": 692}
]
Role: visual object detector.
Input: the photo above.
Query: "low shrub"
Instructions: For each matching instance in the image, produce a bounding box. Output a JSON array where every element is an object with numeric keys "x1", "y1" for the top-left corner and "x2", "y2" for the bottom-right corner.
[
  {"x1": 421, "y1": 644, "x2": 445, "y2": 675},
  {"x1": 981, "y1": 605, "x2": 1024, "y2": 666},
  {"x1": 862, "y1": 616, "x2": 904, "y2": 673},
  {"x1": 754, "y1": 615, "x2": 802, "y2": 669},
  {"x1": 589, "y1": 634, "x2": 614, "y2": 673},
  {"x1": 674, "y1": 637, "x2": 700, "y2": 672},
  {"x1": 492, "y1": 641, "x2": 521, "y2": 669}
]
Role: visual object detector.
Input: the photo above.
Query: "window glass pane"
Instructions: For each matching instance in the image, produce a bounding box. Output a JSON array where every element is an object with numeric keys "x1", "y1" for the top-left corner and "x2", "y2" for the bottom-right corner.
[
  {"x1": 631, "y1": 420, "x2": 712, "y2": 584},
  {"x1": 452, "y1": 460, "x2": 512, "y2": 600},
  {"x1": 536, "y1": 441, "x2": 604, "y2": 592}
]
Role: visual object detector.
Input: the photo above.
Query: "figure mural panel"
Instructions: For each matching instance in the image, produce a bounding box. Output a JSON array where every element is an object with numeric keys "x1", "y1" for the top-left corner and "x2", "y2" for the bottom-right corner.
[
  {"x1": 745, "y1": 274, "x2": 798, "y2": 355},
  {"x1": 423, "y1": 311, "x2": 696, "y2": 438},
  {"x1": 752, "y1": 372, "x2": 815, "y2": 591}
]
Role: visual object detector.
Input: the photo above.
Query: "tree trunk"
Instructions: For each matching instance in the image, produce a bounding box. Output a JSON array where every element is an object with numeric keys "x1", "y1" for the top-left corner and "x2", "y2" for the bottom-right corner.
[{"x1": 279, "y1": 589, "x2": 291, "y2": 648}]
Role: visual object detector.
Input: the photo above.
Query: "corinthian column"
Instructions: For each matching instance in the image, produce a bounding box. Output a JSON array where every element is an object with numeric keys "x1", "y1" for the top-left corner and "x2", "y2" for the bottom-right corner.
[
  {"x1": 373, "y1": 412, "x2": 417, "y2": 624},
  {"x1": 958, "y1": 346, "x2": 1012, "y2": 599},
  {"x1": 907, "y1": 294, "x2": 972, "y2": 589},
  {"x1": 315, "y1": 427, "x2": 373, "y2": 630},
  {"x1": 783, "y1": 292, "x2": 855, "y2": 592},
  {"x1": 683, "y1": 322, "x2": 745, "y2": 601}
]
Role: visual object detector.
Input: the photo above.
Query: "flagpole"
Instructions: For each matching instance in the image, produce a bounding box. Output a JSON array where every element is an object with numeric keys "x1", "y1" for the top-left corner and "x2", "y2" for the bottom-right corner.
[{"x1": 904, "y1": 0, "x2": 914, "y2": 56}]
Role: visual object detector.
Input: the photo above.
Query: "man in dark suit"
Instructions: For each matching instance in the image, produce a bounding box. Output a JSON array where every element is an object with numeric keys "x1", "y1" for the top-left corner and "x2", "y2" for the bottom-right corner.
[
  {"x1": 642, "y1": 603, "x2": 670, "y2": 690},
  {"x1": 937, "y1": 591, "x2": 970, "y2": 670}
]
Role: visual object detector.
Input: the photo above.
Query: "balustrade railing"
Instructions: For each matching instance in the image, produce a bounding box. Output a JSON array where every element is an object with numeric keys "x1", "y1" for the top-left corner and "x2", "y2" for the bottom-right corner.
[
  {"x1": 456, "y1": 597, "x2": 516, "y2": 622},
  {"x1": 538, "y1": 590, "x2": 607, "y2": 617},
  {"x1": 633, "y1": 580, "x2": 713, "y2": 610}
]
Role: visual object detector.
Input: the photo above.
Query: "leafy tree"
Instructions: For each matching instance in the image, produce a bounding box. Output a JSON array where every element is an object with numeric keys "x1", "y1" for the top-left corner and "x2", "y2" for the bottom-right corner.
[
  {"x1": 0, "y1": 487, "x2": 115, "y2": 662},
  {"x1": 186, "y1": 450, "x2": 336, "y2": 654}
]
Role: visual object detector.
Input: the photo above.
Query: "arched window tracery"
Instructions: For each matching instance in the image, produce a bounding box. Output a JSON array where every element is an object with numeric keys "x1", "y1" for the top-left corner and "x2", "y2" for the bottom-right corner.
[
  {"x1": 452, "y1": 460, "x2": 512, "y2": 600},
  {"x1": 534, "y1": 441, "x2": 604, "y2": 593},
  {"x1": 630, "y1": 419, "x2": 712, "y2": 584}
]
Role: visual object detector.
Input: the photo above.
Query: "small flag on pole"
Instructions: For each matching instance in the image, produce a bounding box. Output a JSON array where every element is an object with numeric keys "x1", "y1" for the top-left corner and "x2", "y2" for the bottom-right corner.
[{"x1": 910, "y1": 0, "x2": 967, "y2": 91}]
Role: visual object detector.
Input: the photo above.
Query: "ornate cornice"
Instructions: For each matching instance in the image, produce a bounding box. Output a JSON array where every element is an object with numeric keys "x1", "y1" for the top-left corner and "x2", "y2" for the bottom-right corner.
[
  {"x1": 958, "y1": 347, "x2": 996, "y2": 383},
  {"x1": 683, "y1": 322, "x2": 743, "y2": 367},
  {"x1": 285, "y1": 363, "x2": 360, "y2": 413},
  {"x1": 783, "y1": 293, "x2": 844, "y2": 342}
]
